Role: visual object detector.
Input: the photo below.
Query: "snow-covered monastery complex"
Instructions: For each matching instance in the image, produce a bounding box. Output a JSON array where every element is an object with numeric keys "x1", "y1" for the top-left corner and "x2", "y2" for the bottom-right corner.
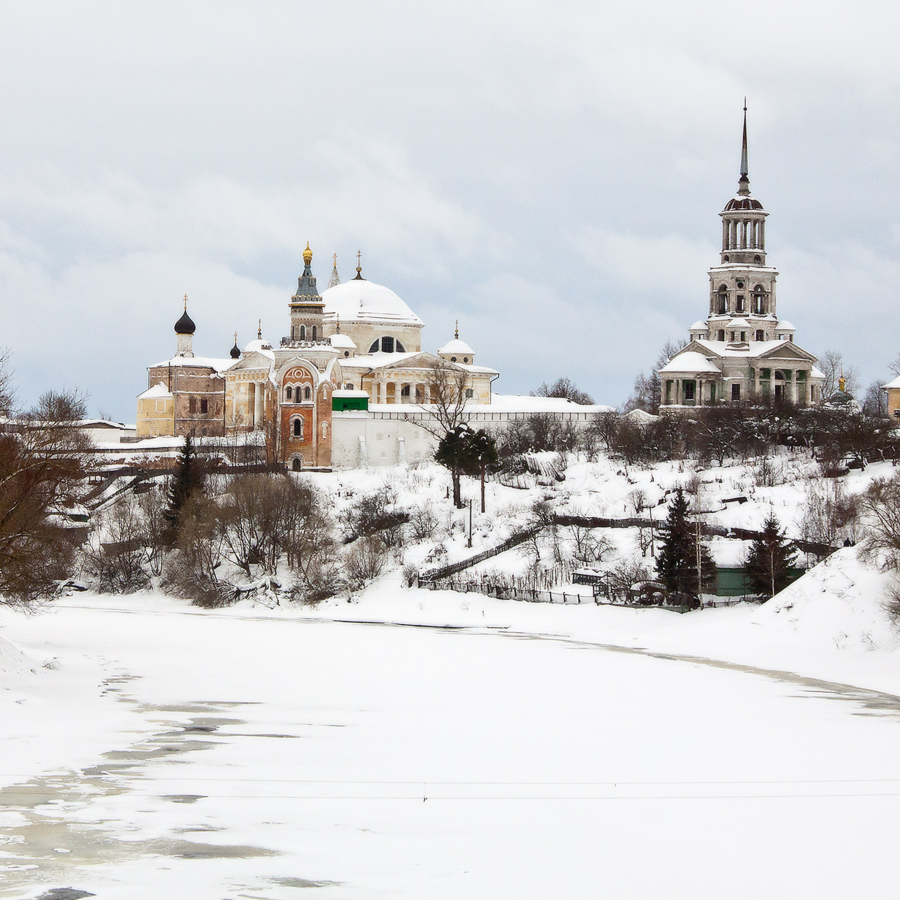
[
  {"x1": 134, "y1": 246, "x2": 604, "y2": 469},
  {"x1": 659, "y1": 107, "x2": 824, "y2": 409}
]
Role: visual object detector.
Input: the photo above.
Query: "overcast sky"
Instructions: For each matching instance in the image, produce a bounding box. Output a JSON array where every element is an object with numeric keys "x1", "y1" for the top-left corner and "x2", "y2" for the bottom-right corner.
[{"x1": 2, "y1": 0, "x2": 899, "y2": 420}]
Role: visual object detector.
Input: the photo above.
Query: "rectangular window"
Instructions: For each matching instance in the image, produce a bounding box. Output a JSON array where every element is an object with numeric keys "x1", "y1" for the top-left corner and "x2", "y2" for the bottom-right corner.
[
  {"x1": 200, "y1": 398, "x2": 208, "y2": 414},
  {"x1": 731, "y1": 383, "x2": 741, "y2": 401},
  {"x1": 683, "y1": 381, "x2": 696, "y2": 402},
  {"x1": 189, "y1": 397, "x2": 197, "y2": 414}
]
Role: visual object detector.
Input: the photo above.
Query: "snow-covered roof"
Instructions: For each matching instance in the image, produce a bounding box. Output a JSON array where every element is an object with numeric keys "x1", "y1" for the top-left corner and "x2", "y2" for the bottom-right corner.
[
  {"x1": 776, "y1": 320, "x2": 796, "y2": 331},
  {"x1": 729, "y1": 317, "x2": 752, "y2": 329},
  {"x1": 659, "y1": 351, "x2": 721, "y2": 374},
  {"x1": 150, "y1": 356, "x2": 233, "y2": 372},
  {"x1": 438, "y1": 338, "x2": 474, "y2": 356},
  {"x1": 884, "y1": 375, "x2": 900, "y2": 390},
  {"x1": 689, "y1": 321, "x2": 707, "y2": 331},
  {"x1": 457, "y1": 363, "x2": 499, "y2": 375},
  {"x1": 77, "y1": 419, "x2": 131, "y2": 429},
  {"x1": 340, "y1": 351, "x2": 419, "y2": 369},
  {"x1": 329, "y1": 333, "x2": 357, "y2": 350},
  {"x1": 333, "y1": 389, "x2": 369, "y2": 398},
  {"x1": 693, "y1": 338, "x2": 816, "y2": 360},
  {"x1": 488, "y1": 394, "x2": 613, "y2": 413},
  {"x1": 623, "y1": 408, "x2": 658, "y2": 425},
  {"x1": 811, "y1": 366, "x2": 826, "y2": 380},
  {"x1": 337, "y1": 352, "x2": 498, "y2": 377},
  {"x1": 137, "y1": 382, "x2": 173, "y2": 399},
  {"x1": 323, "y1": 279, "x2": 423, "y2": 326}
]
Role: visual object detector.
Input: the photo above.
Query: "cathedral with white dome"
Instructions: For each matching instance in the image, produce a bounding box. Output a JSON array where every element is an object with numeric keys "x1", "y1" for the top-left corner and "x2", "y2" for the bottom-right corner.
[
  {"x1": 135, "y1": 245, "x2": 498, "y2": 469},
  {"x1": 659, "y1": 106, "x2": 824, "y2": 408}
]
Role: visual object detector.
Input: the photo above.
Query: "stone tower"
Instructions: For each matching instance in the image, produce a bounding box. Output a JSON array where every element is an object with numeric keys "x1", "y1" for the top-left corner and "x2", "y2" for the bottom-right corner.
[
  {"x1": 289, "y1": 243, "x2": 325, "y2": 343},
  {"x1": 706, "y1": 103, "x2": 781, "y2": 345}
]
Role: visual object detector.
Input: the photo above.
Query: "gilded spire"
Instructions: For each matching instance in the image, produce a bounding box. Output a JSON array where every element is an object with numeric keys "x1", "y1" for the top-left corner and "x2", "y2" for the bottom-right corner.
[
  {"x1": 183, "y1": 293, "x2": 188, "y2": 311},
  {"x1": 455, "y1": 319, "x2": 459, "y2": 340},
  {"x1": 257, "y1": 319, "x2": 262, "y2": 340},
  {"x1": 353, "y1": 249, "x2": 364, "y2": 281},
  {"x1": 738, "y1": 98, "x2": 751, "y2": 196}
]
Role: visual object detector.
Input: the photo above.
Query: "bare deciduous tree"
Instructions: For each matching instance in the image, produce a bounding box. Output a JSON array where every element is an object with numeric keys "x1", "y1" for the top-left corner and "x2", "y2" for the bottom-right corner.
[
  {"x1": 858, "y1": 476, "x2": 900, "y2": 568},
  {"x1": 0, "y1": 382, "x2": 91, "y2": 603},
  {"x1": 623, "y1": 338, "x2": 688, "y2": 414},
  {"x1": 818, "y1": 350, "x2": 860, "y2": 400},
  {"x1": 531, "y1": 377, "x2": 594, "y2": 406},
  {"x1": 410, "y1": 360, "x2": 471, "y2": 438}
]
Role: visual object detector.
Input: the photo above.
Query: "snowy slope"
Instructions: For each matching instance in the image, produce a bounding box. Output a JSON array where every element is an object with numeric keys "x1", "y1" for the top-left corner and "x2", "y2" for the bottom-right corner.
[{"x1": 752, "y1": 546, "x2": 898, "y2": 652}]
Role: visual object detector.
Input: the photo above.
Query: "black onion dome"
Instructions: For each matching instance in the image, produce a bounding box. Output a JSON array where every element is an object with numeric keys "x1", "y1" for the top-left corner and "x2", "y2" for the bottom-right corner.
[
  {"x1": 230, "y1": 341, "x2": 241, "y2": 359},
  {"x1": 174, "y1": 310, "x2": 196, "y2": 335},
  {"x1": 724, "y1": 196, "x2": 764, "y2": 211}
]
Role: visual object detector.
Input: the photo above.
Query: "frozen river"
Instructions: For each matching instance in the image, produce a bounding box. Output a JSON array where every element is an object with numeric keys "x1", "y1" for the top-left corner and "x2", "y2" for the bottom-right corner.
[{"x1": 3, "y1": 601, "x2": 900, "y2": 899}]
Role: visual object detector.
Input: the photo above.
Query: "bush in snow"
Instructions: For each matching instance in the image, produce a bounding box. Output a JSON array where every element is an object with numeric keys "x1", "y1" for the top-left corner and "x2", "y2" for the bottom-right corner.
[
  {"x1": 799, "y1": 478, "x2": 859, "y2": 556},
  {"x1": 344, "y1": 536, "x2": 389, "y2": 590},
  {"x1": 83, "y1": 495, "x2": 152, "y2": 593},
  {"x1": 340, "y1": 486, "x2": 409, "y2": 545}
]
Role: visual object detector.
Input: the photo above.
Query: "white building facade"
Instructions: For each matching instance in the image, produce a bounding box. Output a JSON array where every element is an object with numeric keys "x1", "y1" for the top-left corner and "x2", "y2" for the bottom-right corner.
[{"x1": 660, "y1": 107, "x2": 824, "y2": 409}]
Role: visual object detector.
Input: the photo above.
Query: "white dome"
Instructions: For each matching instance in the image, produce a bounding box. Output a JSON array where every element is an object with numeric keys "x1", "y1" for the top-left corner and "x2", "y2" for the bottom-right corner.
[
  {"x1": 776, "y1": 320, "x2": 796, "y2": 331},
  {"x1": 438, "y1": 338, "x2": 474, "y2": 356},
  {"x1": 323, "y1": 279, "x2": 422, "y2": 326},
  {"x1": 689, "y1": 321, "x2": 707, "y2": 331},
  {"x1": 243, "y1": 338, "x2": 275, "y2": 360}
]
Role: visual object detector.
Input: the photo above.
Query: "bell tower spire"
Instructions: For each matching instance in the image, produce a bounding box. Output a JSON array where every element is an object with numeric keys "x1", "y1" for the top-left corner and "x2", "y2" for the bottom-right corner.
[
  {"x1": 738, "y1": 97, "x2": 750, "y2": 196},
  {"x1": 705, "y1": 101, "x2": 779, "y2": 341},
  {"x1": 289, "y1": 242, "x2": 325, "y2": 344}
]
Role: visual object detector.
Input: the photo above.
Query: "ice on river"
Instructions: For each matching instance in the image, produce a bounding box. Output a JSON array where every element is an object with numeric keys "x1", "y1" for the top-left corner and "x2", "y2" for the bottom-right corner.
[{"x1": 2, "y1": 595, "x2": 900, "y2": 899}]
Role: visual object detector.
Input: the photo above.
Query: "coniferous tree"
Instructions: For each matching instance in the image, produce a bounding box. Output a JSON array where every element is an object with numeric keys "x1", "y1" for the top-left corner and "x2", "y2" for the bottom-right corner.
[
  {"x1": 744, "y1": 512, "x2": 797, "y2": 599},
  {"x1": 655, "y1": 488, "x2": 715, "y2": 608},
  {"x1": 164, "y1": 434, "x2": 205, "y2": 539},
  {"x1": 435, "y1": 425, "x2": 469, "y2": 508},
  {"x1": 461, "y1": 429, "x2": 499, "y2": 513}
]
